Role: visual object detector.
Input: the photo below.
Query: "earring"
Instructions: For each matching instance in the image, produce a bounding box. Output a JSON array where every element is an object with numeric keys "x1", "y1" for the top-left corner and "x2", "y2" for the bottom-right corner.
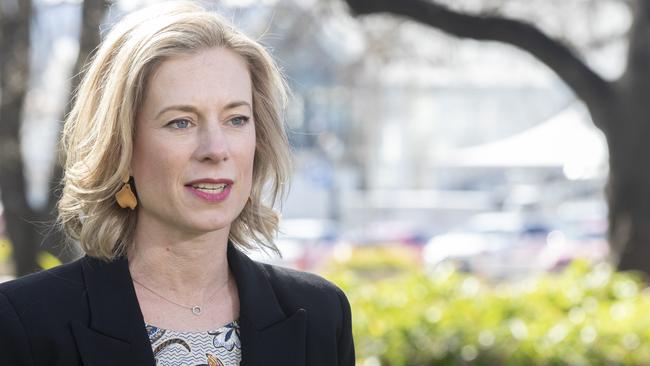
[{"x1": 115, "y1": 172, "x2": 137, "y2": 210}]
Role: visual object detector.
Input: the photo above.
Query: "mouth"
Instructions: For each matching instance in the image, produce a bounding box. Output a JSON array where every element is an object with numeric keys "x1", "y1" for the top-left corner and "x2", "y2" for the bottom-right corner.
[
  {"x1": 184, "y1": 179, "x2": 234, "y2": 202},
  {"x1": 189, "y1": 182, "x2": 228, "y2": 193}
]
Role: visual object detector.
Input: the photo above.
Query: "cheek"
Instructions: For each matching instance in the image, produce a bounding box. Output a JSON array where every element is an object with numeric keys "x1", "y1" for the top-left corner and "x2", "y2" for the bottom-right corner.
[
  {"x1": 239, "y1": 128, "x2": 256, "y2": 168},
  {"x1": 133, "y1": 136, "x2": 155, "y2": 173},
  {"x1": 132, "y1": 136, "x2": 178, "y2": 189},
  {"x1": 131, "y1": 137, "x2": 147, "y2": 178},
  {"x1": 238, "y1": 149, "x2": 255, "y2": 192},
  {"x1": 238, "y1": 134, "x2": 257, "y2": 191}
]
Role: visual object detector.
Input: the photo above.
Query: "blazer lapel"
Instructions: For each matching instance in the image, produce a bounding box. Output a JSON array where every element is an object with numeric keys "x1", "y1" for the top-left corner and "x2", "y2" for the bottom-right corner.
[
  {"x1": 70, "y1": 246, "x2": 306, "y2": 365},
  {"x1": 228, "y1": 245, "x2": 307, "y2": 366},
  {"x1": 73, "y1": 256, "x2": 155, "y2": 366}
]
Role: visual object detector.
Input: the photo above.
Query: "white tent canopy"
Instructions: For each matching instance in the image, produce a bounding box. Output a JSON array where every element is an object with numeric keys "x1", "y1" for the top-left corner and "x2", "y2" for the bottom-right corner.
[{"x1": 437, "y1": 102, "x2": 608, "y2": 178}]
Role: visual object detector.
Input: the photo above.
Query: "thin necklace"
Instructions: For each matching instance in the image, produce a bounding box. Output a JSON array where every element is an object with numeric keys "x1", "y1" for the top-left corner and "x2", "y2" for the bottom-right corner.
[{"x1": 132, "y1": 276, "x2": 230, "y2": 316}]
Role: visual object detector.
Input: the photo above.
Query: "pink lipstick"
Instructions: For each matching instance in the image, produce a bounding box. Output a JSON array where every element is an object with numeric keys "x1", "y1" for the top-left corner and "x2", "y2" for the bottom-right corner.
[{"x1": 185, "y1": 178, "x2": 233, "y2": 203}]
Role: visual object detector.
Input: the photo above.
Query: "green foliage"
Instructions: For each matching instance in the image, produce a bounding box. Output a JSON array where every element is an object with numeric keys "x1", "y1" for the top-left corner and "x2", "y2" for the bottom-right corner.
[{"x1": 324, "y1": 248, "x2": 650, "y2": 366}]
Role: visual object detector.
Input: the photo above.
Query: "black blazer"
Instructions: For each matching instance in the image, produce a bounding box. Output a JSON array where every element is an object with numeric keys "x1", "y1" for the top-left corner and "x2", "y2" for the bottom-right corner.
[{"x1": 0, "y1": 244, "x2": 354, "y2": 365}]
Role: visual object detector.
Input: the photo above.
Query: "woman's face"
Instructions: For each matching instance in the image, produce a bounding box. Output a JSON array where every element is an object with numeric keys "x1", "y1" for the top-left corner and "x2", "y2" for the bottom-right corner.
[{"x1": 132, "y1": 47, "x2": 255, "y2": 237}]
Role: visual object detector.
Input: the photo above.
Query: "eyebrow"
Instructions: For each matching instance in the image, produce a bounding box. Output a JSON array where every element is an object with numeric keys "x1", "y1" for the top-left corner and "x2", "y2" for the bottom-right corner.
[{"x1": 154, "y1": 101, "x2": 252, "y2": 119}]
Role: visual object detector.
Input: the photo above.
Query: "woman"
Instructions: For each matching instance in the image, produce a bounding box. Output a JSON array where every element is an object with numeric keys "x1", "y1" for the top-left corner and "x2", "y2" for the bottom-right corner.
[{"x1": 0, "y1": 2, "x2": 354, "y2": 365}]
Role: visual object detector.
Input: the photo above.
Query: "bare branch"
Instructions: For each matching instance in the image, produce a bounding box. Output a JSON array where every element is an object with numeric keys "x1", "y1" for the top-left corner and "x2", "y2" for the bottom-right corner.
[{"x1": 344, "y1": 0, "x2": 615, "y2": 130}]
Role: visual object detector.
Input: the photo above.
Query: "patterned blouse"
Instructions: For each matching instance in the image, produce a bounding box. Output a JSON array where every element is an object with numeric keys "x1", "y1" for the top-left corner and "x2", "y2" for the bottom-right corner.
[{"x1": 146, "y1": 320, "x2": 241, "y2": 366}]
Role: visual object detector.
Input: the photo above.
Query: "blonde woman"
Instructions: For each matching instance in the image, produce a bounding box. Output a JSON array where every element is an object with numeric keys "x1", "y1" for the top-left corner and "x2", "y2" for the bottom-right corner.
[{"x1": 0, "y1": 2, "x2": 354, "y2": 365}]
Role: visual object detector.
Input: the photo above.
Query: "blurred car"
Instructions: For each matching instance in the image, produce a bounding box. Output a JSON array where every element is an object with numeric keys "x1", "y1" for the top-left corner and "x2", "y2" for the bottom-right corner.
[
  {"x1": 422, "y1": 211, "x2": 554, "y2": 279},
  {"x1": 247, "y1": 218, "x2": 338, "y2": 270},
  {"x1": 340, "y1": 220, "x2": 432, "y2": 247},
  {"x1": 538, "y1": 199, "x2": 610, "y2": 270},
  {"x1": 539, "y1": 219, "x2": 609, "y2": 271}
]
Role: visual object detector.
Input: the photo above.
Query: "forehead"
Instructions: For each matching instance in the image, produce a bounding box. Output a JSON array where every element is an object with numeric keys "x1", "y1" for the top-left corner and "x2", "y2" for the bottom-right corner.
[{"x1": 144, "y1": 47, "x2": 252, "y2": 108}]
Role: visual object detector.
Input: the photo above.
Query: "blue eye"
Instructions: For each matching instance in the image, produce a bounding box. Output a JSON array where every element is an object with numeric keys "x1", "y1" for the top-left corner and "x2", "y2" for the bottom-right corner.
[
  {"x1": 229, "y1": 116, "x2": 250, "y2": 127},
  {"x1": 168, "y1": 119, "x2": 191, "y2": 129}
]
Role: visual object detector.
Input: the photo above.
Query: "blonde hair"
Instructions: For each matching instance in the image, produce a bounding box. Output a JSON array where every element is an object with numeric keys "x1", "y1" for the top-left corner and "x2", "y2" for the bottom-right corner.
[{"x1": 58, "y1": 1, "x2": 291, "y2": 260}]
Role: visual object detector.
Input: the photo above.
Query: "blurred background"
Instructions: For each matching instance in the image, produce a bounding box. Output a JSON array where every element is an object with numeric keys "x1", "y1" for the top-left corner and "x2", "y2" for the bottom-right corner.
[{"x1": 2, "y1": 0, "x2": 650, "y2": 364}]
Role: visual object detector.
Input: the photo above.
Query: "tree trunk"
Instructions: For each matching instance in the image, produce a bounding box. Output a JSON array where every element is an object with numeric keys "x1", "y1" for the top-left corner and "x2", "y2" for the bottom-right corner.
[
  {"x1": 605, "y1": 80, "x2": 650, "y2": 274},
  {"x1": 0, "y1": 1, "x2": 39, "y2": 275},
  {"x1": 607, "y1": 159, "x2": 650, "y2": 274},
  {"x1": 40, "y1": 0, "x2": 110, "y2": 264}
]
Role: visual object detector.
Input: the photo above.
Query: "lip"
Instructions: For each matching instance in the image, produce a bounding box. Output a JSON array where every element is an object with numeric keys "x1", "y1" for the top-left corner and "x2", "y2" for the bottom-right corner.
[
  {"x1": 185, "y1": 178, "x2": 234, "y2": 185},
  {"x1": 185, "y1": 178, "x2": 234, "y2": 203}
]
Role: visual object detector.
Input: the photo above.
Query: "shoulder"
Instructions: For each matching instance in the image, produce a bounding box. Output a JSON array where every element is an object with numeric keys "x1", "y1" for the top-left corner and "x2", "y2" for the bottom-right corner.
[
  {"x1": 0, "y1": 258, "x2": 86, "y2": 322},
  {"x1": 251, "y1": 260, "x2": 350, "y2": 320},
  {"x1": 231, "y1": 246, "x2": 350, "y2": 313},
  {"x1": 259, "y1": 261, "x2": 340, "y2": 293},
  {"x1": 246, "y1": 260, "x2": 355, "y2": 364},
  {"x1": 0, "y1": 259, "x2": 87, "y2": 363},
  {"x1": 0, "y1": 258, "x2": 85, "y2": 304}
]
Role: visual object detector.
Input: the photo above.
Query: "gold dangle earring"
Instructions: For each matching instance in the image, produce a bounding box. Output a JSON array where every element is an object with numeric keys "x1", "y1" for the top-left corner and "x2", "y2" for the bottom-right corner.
[{"x1": 115, "y1": 172, "x2": 138, "y2": 210}]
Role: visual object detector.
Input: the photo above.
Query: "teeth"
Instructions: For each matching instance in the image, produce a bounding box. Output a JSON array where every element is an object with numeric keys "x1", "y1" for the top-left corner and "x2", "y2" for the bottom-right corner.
[{"x1": 192, "y1": 183, "x2": 227, "y2": 191}]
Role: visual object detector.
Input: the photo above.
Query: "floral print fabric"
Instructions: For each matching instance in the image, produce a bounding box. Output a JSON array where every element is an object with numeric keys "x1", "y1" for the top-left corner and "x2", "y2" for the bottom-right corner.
[{"x1": 146, "y1": 320, "x2": 241, "y2": 366}]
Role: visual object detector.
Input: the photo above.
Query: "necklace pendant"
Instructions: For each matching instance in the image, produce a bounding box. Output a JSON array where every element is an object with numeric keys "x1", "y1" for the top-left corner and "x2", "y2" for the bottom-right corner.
[{"x1": 191, "y1": 305, "x2": 202, "y2": 316}]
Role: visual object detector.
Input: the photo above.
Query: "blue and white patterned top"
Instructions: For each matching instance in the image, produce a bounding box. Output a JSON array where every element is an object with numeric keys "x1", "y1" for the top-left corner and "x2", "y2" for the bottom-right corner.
[{"x1": 146, "y1": 320, "x2": 241, "y2": 366}]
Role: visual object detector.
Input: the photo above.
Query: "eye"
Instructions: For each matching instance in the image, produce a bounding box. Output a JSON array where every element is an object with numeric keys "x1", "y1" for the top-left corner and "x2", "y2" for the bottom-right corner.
[
  {"x1": 167, "y1": 118, "x2": 192, "y2": 129},
  {"x1": 228, "y1": 116, "x2": 250, "y2": 127}
]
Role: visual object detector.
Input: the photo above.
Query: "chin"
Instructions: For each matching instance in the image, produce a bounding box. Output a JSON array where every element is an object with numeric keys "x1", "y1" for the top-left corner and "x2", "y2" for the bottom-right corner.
[
  {"x1": 187, "y1": 217, "x2": 234, "y2": 234},
  {"x1": 175, "y1": 204, "x2": 242, "y2": 235}
]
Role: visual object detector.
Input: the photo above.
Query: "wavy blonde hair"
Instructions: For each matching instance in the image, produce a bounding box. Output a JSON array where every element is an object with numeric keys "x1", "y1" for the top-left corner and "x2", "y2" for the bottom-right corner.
[{"x1": 58, "y1": 1, "x2": 291, "y2": 260}]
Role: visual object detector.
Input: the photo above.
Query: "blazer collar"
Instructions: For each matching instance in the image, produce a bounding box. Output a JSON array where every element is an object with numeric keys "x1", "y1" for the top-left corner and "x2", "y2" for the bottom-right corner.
[
  {"x1": 73, "y1": 244, "x2": 306, "y2": 366},
  {"x1": 227, "y1": 244, "x2": 307, "y2": 365},
  {"x1": 73, "y1": 255, "x2": 155, "y2": 365},
  {"x1": 227, "y1": 244, "x2": 287, "y2": 329}
]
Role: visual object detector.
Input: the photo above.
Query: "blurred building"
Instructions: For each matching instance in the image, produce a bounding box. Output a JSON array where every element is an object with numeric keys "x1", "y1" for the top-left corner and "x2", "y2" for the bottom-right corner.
[{"x1": 21, "y1": 0, "x2": 611, "y2": 244}]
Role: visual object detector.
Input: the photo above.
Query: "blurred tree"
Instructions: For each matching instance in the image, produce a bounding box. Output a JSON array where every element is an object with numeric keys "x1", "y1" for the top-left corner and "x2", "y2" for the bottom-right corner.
[
  {"x1": 0, "y1": 0, "x2": 34, "y2": 276},
  {"x1": 0, "y1": 0, "x2": 108, "y2": 276},
  {"x1": 344, "y1": 0, "x2": 650, "y2": 275}
]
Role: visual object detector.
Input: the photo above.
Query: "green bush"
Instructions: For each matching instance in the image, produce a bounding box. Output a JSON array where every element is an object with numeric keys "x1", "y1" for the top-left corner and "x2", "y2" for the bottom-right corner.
[{"x1": 324, "y1": 247, "x2": 650, "y2": 366}]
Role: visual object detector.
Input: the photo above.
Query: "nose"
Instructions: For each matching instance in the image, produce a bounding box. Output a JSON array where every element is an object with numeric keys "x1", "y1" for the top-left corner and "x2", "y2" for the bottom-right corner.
[{"x1": 194, "y1": 123, "x2": 229, "y2": 162}]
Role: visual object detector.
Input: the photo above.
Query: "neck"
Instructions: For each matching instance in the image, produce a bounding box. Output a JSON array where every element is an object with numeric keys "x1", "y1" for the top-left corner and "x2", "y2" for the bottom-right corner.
[{"x1": 127, "y1": 216, "x2": 231, "y2": 301}]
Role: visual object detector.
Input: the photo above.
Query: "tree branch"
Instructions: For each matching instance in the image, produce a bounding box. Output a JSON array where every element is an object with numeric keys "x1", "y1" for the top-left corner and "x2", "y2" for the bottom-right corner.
[{"x1": 344, "y1": 0, "x2": 615, "y2": 131}]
